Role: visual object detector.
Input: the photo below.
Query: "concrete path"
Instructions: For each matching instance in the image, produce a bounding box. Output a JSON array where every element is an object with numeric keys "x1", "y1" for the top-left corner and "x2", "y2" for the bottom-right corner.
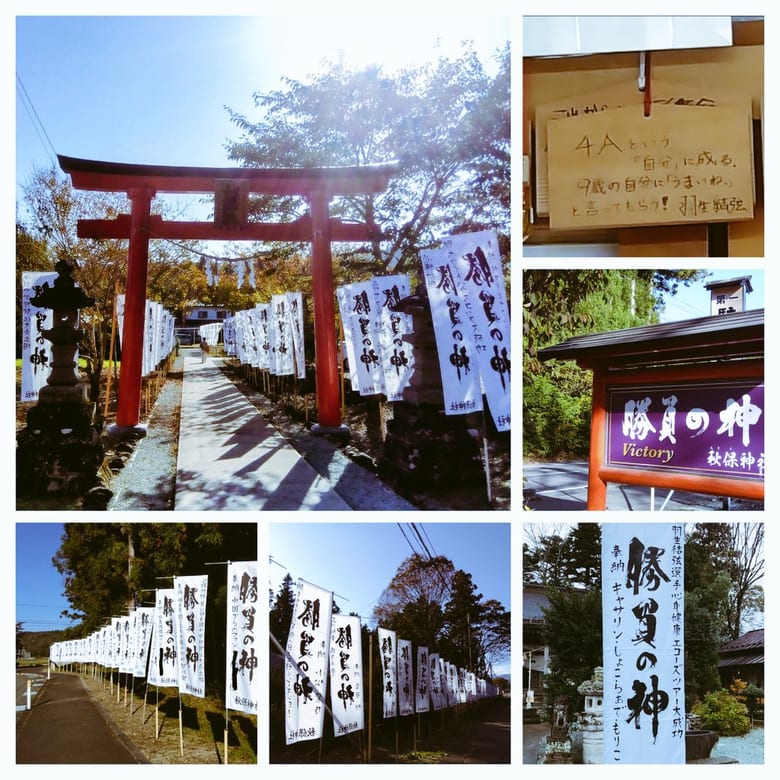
[{"x1": 174, "y1": 353, "x2": 352, "y2": 511}]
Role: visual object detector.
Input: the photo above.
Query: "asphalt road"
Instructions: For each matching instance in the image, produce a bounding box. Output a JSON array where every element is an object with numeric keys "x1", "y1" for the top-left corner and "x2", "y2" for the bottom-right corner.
[
  {"x1": 16, "y1": 669, "x2": 148, "y2": 764},
  {"x1": 522, "y1": 461, "x2": 762, "y2": 512},
  {"x1": 16, "y1": 668, "x2": 47, "y2": 712}
]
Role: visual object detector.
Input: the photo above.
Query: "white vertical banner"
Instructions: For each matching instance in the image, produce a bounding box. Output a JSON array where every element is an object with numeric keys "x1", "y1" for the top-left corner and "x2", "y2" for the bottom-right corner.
[
  {"x1": 420, "y1": 249, "x2": 483, "y2": 416},
  {"x1": 602, "y1": 523, "x2": 685, "y2": 764},
  {"x1": 286, "y1": 291, "x2": 306, "y2": 379},
  {"x1": 329, "y1": 613, "x2": 365, "y2": 737},
  {"x1": 442, "y1": 230, "x2": 511, "y2": 431},
  {"x1": 226, "y1": 561, "x2": 260, "y2": 715},
  {"x1": 21, "y1": 271, "x2": 59, "y2": 402},
  {"x1": 447, "y1": 662, "x2": 458, "y2": 707},
  {"x1": 242, "y1": 309, "x2": 261, "y2": 368},
  {"x1": 110, "y1": 617, "x2": 123, "y2": 669},
  {"x1": 467, "y1": 671, "x2": 477, "y2": 702},
  {"x1": 233, "y1": 309, "x2": 250, "y2": 365},
  {"x1": 142, "y1": 300, "x2": 155, "y2": 376},
  {"x1": 98, "y1": 625, "x2": 110, "y2": 668},
  {"x1": 271, "y1": 293, "x2": 295, "y2": 376},
  {"x1": 116, "y1": 294, "x2": 125, "y2": 347},
  {"x1": 173, "y1": 575, "x2": 208, "y2": 697},
  {"x1": 149, "y1": 588, "x2": 178, "y2": 688},
  {"x1": 371, "y1": 274, "x2": 414, "y2": 402},
  {"x1": 337, "y1": 281, "x2": 385, "y2": 396},
  {"x1": 415, "y1": 646, "x2": 430, "y2": 713},
  {"x1": 256, "y1": 303, "x2": 271, "y2": 370},
  {"x1": 132, "y1": 606, "x2": 155, "y2": 678},
  {"x1": 223, "y1": 314, "x2": 236, "y2": 356},
  {"x1": 118, "y1": 613, "x2": 133, "y2": 674},
  {"x1": 267, "y1": 298, "x2": 279, "y2": 375},
  {"x1": 377, "y1": 627, "x2": 398, "y2": 718},
  {"x1": 397, "y1": 638, "x2": 414, "y2": 716},
  {"x1": 285, "y1": 578, "x2": 333, "y2": 745},
  {"x1": 429, "y1": 652, "x2": 442, "y2": 710}
]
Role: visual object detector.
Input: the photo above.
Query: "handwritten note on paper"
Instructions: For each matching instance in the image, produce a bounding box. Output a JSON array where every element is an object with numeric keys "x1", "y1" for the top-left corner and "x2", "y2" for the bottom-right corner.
[
  {"x1": 534, "y1": 83, "x2": 747, "y2": 216},
  {"x1": 546, "y1": 104, "x2": 754, "y2": 230}
]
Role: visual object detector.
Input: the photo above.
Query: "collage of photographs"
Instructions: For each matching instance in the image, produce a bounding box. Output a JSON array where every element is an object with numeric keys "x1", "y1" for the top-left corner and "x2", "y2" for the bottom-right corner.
[{"x1": 9, "y1": 4, "x2": 771, "y2": 778}]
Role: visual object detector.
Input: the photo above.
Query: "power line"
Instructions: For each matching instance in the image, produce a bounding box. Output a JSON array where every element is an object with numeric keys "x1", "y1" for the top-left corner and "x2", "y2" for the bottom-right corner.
[{"x1": 16, "y1": 73, "x2": 58, "y2": 168}]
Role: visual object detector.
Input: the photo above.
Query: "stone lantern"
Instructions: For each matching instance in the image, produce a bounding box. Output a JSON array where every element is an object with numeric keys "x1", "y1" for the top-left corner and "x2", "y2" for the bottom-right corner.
[
  {"x1": 16, "y1": 258, "x2": 105, "y2": 500},
  {"x1": 577, "y1": 667, "x2": 605, "y2": 764},
  {"x1": 380, "y1": 285, "x2": 483, "y2": 489}
]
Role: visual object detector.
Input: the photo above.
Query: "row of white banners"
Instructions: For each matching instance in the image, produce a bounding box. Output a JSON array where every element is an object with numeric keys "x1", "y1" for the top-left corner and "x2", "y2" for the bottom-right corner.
[
  {"x1": 285, "y1": 578, "x2": 499, "y2": 745},
  {"x1": 223, "y1": 292, "x2": 306, "y2": 379},
  {"x1": 222, "y1": 231, "x2": 510, "y2": 431},
  {"x1": 49, "y1": 563, "x2": 259, "y2": 716},
  {"x1": 116, "y1": 295, "x2": 177, "y2": 377}
]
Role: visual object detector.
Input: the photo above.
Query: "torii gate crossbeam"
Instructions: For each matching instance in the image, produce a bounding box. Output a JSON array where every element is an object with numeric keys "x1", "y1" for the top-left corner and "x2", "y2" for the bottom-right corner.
[{"x1": 58, "y1": 155, "x2": 396, "y2": 434}]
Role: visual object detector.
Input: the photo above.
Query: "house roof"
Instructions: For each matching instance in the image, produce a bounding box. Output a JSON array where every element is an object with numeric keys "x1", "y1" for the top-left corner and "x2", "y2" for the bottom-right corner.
[
  {"x1": 705, "y1": 276, "x2": 753, "y2": 293},
  {"x1": 537, "y1": 309, "x2": 764, "y2": 371},
  {"x1": 717, "y1": 628, "x2": 764, "y2": 668},
  {"x1": 719, "y1": 627, "x2": 764, "y2": 653}
]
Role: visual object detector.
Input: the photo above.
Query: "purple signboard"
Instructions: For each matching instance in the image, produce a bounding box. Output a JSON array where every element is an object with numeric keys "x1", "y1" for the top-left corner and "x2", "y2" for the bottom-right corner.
[{"x1": 606, "y1": 380, "x2": 764, "y2": 480}]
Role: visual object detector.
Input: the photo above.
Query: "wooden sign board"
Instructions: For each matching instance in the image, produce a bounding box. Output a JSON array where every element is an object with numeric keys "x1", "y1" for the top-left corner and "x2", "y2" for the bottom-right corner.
[
  {"x1": 535, "y1": 82, "x2": 748, "y2": 216},
  {"x1": 547, "y1": 103, "x2": 754, "y2": 229}
]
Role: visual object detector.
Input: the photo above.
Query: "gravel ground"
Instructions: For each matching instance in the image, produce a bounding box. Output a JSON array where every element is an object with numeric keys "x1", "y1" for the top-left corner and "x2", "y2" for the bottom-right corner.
[
  {"x1": 710, "y1": 727, "x2": 764, "y2": 764},
  {"x1": 105, "y1": 363, "x2": 182, "y2": 511}
]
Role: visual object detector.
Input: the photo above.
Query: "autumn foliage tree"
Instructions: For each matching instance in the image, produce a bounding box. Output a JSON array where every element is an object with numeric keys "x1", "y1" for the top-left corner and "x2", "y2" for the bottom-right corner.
[
  {"x1": 372, "y1": 552, "x2": 509, "y2": 675},
  {"x1": 225, "y1": 41, "x2": 510, "y2": 278}
]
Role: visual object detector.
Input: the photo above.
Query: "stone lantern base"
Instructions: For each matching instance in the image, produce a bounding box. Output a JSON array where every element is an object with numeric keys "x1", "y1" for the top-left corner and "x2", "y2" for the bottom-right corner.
[
  {"x1": 17, "y1": 396, "x2": 104, "y2": 499},
  {"x1": 381, "y1": 403, "x2": 484, "y2": 487}
]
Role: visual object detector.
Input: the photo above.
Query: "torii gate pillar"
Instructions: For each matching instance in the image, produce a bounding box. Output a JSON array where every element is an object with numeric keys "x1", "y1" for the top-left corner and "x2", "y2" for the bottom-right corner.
[
  {"x1": 309, "y1": 191, "x2": 344, "y2": 433},
  {"x1": 59, "y1": 155, "x2": 396, "y2": 438},
  {"x1": 116, "y1": 187, "x2": 154, "y2": 430}
]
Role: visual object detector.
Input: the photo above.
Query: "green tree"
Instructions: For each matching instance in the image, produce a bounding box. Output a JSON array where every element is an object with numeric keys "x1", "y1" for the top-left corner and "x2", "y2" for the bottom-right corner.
[
  {"x1": 15, "y1": 221, "x2": 52, "y2": 359},
  {"x1": 686, "y1": 523, "x2": 764, "y2": 639},
  {"x1": 439, "y1": 570, "x2": 484, "y2": 671},
  {"x1": 225, "y1": 42, "x2": 510, "y2": 276},
  {"x1": 684, "y1": 572, "x2": 732, "y2": 707},
  {"x1": 561, "y1": 523, "x2": 602, "y2": 589},
  {"x1": 523, "y1": 269, "x2": 708, "y2": 458},
  {"x1": 541, "y1": 586, "x2": 602, "y2": 720},
  {"x1": 373, "y1": 553, "x2": 509, "y2": 675},
  {"x1": 269, "y1": 572, "x2": 296, "y2": 651}
]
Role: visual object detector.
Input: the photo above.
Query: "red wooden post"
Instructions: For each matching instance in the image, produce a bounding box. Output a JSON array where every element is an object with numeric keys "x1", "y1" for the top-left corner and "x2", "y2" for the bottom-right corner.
[
  {"x1": 115, "y1": 186, "x2": 154, "y2": 429},
  {"x1": 587, "y1": 370, "x2": 608, "y2": 510},
  {"x1": 308, "y1": 191, "x2": 345, "y2": 433}
]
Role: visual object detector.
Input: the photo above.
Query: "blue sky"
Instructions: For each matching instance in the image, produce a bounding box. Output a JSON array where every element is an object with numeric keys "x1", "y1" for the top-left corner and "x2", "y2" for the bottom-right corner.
[
  {"x1": 269, "y1": 521, "x2": 511, "y2": 618},
  {"x1": 658, "y1": 269, "x2": 763, "y2": 322},
  {"x1": 13, "y1": 12, "x2": 511, "y2": 221},
  {"x1": 269, "y1": 521, "x2": 512, "y2": 674},
  {"x1": 15, "y1": 523, "x2": 75, "y2": 631},
  {"x1": 15, "y1": 521, "x2": 512, "y2": 674}
]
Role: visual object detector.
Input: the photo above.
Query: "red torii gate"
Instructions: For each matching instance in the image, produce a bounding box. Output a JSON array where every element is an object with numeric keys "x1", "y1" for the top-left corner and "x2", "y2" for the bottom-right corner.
[{"x1": 58, "y1": 155, "x2": 396, "y2": 434}]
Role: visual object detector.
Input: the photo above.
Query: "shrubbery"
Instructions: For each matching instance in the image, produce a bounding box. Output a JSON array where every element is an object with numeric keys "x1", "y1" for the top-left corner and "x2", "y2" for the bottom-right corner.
[{"x1": 690, "y1": 689, "x2": 751, "y2": 736}]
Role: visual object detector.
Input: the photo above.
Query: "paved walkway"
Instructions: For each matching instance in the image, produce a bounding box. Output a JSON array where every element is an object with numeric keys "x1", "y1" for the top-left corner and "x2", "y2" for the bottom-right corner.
[
  {"x1": 16, "y1": 670, "x2": 147, "y2": 764},
  {"x1": 173, "y1": 353, "x2": 413, "y2": 511}
]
